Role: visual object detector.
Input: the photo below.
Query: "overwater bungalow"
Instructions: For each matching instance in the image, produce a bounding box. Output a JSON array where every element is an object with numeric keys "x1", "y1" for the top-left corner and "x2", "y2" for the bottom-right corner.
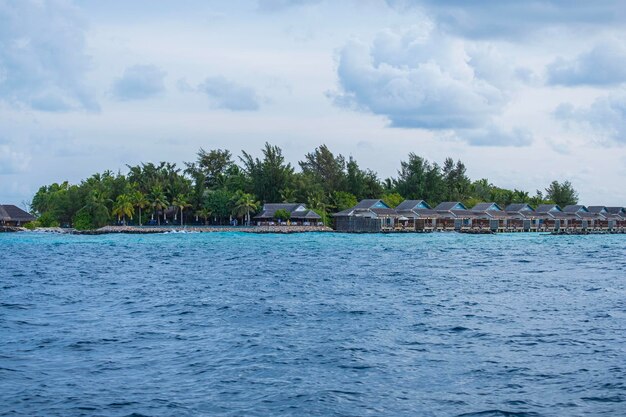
[
  {"x1": 0, "y1": 205, "x2": 36, "y2": 227},
  {"x1": 533, "y1": 204, "x2": 564, "y2": 231},
  {"x1": 254, "y1": 203, "x2": 322, "y2": 226},
  {"x1": 433, "y1": 202, "x2": 471, "y2": 231},
  {"x1": 504, "y1": 203, "x2": 538, "y2": 231},
  {"x1": 395, "y1": 200, "x2": 439, "y2": 231},
  {"x1": 333, "y1": 199, "x2": 398, "y2": 232},
  {"x1": 468, "y1": 202, "x2": 510, "y2": 231},
  {"x1": 562, "y1": 205, "x2": 608, "y2": 231}
]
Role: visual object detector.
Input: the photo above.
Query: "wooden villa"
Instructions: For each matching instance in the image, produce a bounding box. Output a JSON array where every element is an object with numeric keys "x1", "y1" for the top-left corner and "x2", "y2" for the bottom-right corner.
[
  {"x1": 330, "y1": 197, "x2": 625, "y2": 234},
  {"x1": 505, "y1": 203, "x2": 539, "y2": 231},
  {"x1": 254, "y1": 203, "x2": 322, "y2": 226},
  {"x1": 333, "y1": 199, "x2": 398, "y2": 232},
  {"x1": 0, "y1": 205, "x2": 36, "y2": 227},
  {"x1": 395, "y1": 200, "x2": 439, "y2": 231},
  {"x1": 433, "y1": 202, "x2": 472, "y2": 231}
]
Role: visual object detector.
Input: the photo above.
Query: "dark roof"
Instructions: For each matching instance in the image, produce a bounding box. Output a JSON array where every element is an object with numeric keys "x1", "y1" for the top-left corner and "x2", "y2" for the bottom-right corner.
[
  {"x1": 0, "y1": 205, "x2": 36, "y2": 222},
  {"x1": 353, "y1": 199, "x2": 390, "y2": 209},
  {"x1": 576, "y1": 212, "x2": 604, "y2": 219},
  {"x1": 550, "y1": 212, "x2": 577, "y2": 219},
  {"x1": 396, "y1": 208, "x2": 438, "y2": 218},
  {"x1": 253, "y1": 203, "x2": 308, "y2": 219},
  {"x1": 505, "y1": 203, "x2": 535, "y2": 212},
  {"x1": 562, "y1": 205, "x2": 588, "y2": 213},
  {"x1": 606, "y1": 207, "x2": 626, "y2": 215},
  {"x1": 370, "y1": 208, "x2": 398, "y2": 217},
  {"x1": 587, "y1": 206, "x2": 607, "y2": 214},
  {"x1": 535, "y1": 204, "x2": 561, "y2": 213},
  {"x1": 472, "y1": 202, "x2": 503, "y2": 211},
  {"x1": 395, "y1": 200, "x2": 431, "y2": 211},
  {"x1": 434, "y1": 202, "x2": 467, "y2": 211},
  {"x1": 289, "y1": 209, "x2": 321, "y2": 220}
]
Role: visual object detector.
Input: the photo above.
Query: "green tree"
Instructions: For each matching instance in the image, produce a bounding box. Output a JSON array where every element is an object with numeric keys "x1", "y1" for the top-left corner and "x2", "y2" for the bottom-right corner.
[
  {"x1": 196, "y1": 207, "x2": 212, "y2": 225},
  {"x1": 545, "y1": 180, "x2": 579, "y2": 207},
  {"x1": 112, "y1": 194, "x2": 134, "y2": 224},
  {"x1": 382, "y1": 192, "x2": 403, "y2": 208},
  {"x1": 82, "y1": 190, "x2": 112, "y2": 228},
  {"x1": 240, "y1": 143, "x2": 295, "y2": 203},
  {"x1": 299, "y1": 144, "x2": 346, "y2": 195},
  {"x1": 172, "y1": 194, "x2": 191, "y2": 226},
  {"x1": 131, "y1": 190, "x2": 149, "y2": 226},
  {"x1": 331, "y1": 191, "x2": 357, "y2": 211},
  {"x1": 232, "y1": 191, "x2": 259, "y2": 226},
  {"x1": 204, "y1": 189, "x2": 234, "y2": 224},
  {"x1": 274, "y1": 209, "x2": 291, "y2": 222},
  {"x1": 149, "y1": 186, "x2": 169, "y2": 226}
]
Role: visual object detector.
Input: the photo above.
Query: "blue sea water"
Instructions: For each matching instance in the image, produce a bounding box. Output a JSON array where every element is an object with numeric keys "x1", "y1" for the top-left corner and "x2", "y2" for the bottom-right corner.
[{"x1": 1, "y1": 232, "x2": 625, "y2": 417}]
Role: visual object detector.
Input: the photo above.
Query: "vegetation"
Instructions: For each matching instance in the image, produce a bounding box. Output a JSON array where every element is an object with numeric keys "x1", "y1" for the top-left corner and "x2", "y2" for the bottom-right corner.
[{"x1": 29, "y1": 142, "x2": 578, "y2": 229}]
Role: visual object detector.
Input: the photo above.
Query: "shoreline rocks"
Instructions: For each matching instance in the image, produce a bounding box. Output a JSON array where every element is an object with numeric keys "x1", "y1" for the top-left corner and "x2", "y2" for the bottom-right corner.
[{"x1": 72, "y1": 225, "x2": 334, "y2": 235}]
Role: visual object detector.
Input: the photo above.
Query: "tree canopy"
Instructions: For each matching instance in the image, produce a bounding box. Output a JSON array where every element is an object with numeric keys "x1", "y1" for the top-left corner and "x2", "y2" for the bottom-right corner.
[{"x1": 29, "y1": 143, "x2": 577, "y2": 229}]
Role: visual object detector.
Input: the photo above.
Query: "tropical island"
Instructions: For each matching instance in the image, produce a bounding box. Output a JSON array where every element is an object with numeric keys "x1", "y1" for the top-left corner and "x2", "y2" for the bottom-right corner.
[{"x1": 3, "y1": 143, "x2": 624, "y2": 234}]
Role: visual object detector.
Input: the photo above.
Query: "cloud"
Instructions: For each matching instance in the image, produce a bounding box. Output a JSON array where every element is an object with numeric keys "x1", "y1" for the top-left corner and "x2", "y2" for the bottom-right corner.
[
  {"x1": 112, "y1": 65, "x2": 166, "y2": 101},
  {"x1": 455, "y1": 125, "x2": 533, "y2": 147},
  {"x1": 257, "y1": 0, "x2": 321, "y2": 12},
  {"x1": 554, "y1": 90, "x2": 626, "y2": 143},
  {"x1": 0, "y1": 0, "x2": 98, "y2": 111},
  {"x1": 0, "y1": 144, "x2": 31, "y2": 174},
  {"x1": 386, "y1": 1, "x2": 626, "y2": 39},
  {"x1": 332, "y1": 27, "x2": 510, "y2": 130},
  {"x1": 546, "y1": 40, "x2": 626, "y2": 86},
  {"x1": 197, "y1": 77, "x2": 260, "y2": 111}
]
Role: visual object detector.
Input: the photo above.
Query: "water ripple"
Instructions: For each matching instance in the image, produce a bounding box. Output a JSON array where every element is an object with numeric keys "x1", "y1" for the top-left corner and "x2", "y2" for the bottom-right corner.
[{"x1": 1, "y1": 232, "x2": 625, "y2": 416}]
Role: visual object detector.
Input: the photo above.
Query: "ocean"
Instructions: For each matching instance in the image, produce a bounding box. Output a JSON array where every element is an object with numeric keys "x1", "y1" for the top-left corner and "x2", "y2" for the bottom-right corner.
[{"x1": 1, "y1": 232, "x2": 625, "y2": 416}]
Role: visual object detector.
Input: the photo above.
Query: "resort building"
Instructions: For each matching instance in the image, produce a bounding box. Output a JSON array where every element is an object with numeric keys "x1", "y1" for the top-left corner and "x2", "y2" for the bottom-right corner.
[
  {"x1": 254, "y1": 203, "x2": 322, "y2": 226},
  {"x1": 394, "y1": 200, "x2": 439, "y2": 231},
  {"x1": 433, "y1": 202, "x2": 471, "y2": 230},
  {"x1": 333, "y1": 199, "x2": 398, "y2": 232},
  {"x1": 331, "y1": 199, "x2": 626, "y2": 233},
  {"x1": 0, "y1": 205, "x2": 36, "y2": 226},
  {"x1": 470, "y1": 202, "x2": 512, "y2": 231}
]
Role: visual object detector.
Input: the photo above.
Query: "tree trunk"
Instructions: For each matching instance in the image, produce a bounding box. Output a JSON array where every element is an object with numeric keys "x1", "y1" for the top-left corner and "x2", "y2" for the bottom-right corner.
[
  {"x1": 139, "y1": 207, "x2": 142, "y2": 226},
  {"x1": 180, "y1": 208, "x2": 184, "y2": 226}
]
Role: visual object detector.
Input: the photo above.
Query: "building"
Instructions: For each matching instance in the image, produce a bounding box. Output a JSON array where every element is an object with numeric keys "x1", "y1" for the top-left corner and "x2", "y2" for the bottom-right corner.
[
  {"x1": 0, "y1": 205, "x2": 36, "y2": 226},
  {"x1": 253, "y1": 203, "x2": 322, "y2": 226},
  {"x1": 333, "y1": 199, "x2": 398, "y2": 232},
  {"x1": 394, "y1": 200, "x2": 439, "y2": 231},
  {"x1": 504, "y1": 203, "x2": 538, "y2": 231},
  {"x1": 470, "y1": 202, "x2": 511, "y2": 231}
]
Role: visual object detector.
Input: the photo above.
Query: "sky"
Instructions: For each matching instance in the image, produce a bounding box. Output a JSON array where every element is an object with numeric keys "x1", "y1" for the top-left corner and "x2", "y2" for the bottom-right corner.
[{"x1": 1, "y1": 0, "x2": 626, "y2": 207}]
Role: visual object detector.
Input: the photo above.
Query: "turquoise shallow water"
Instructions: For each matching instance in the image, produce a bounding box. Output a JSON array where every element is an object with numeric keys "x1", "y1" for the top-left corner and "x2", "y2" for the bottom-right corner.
[{"x1": 1, "y1": 232, "x2": 625, "y2": 416}]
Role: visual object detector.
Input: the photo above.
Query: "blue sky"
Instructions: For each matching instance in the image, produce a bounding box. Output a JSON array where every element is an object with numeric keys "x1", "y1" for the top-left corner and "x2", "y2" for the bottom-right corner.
[{"x1": 1, "y1": 0, "x2": 626, "y2": 206}]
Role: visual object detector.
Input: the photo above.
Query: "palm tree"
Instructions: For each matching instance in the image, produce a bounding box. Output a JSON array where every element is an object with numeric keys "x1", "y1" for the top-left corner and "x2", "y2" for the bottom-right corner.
[
  {"x1": 149, "y1": 186, "x2": 169, "y2": 226},
  {"x1": 232, "y1": 191, "x2": 259, "y2": 226},
  {"x1": 131, "y1": 190, "x2": 149, "y2": 226},
  {"x1": 112, "y1": 194, "x2": 134, "y2": 225},
  {"x1": 172, "y1": 194, "x2": 191, "y2": 226},
  {"x1": 196, "y1": 207, "x2": 212, "y2": 225},
  {"x1": 83, "y1": 190, "x2": 112, "y2": 228}
]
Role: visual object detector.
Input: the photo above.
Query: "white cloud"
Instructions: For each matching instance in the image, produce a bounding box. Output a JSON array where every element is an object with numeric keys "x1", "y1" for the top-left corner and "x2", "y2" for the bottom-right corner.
[
  {"x1": 0, "y1": 0, "x2": 98, "y2": 111},
  {"x1": 331, "y1": 26, "x2": 532, "y2": 146},
  {"x1": 333, "y1": 27, "x2": 507, "y2": 130},
  {"x1": 0, "y1": 144, "x2": 31, "y2": 174},
  {"x1": 454, "y1": 125, "x2": 533, "y2": 147},
  {"x1": 547, "y1": 39, "x2": 626, "y2": 86},
  {"x1": 554, "y1": 90, "x2": 626, "y2": 144},
  {"x1": 196, "y1": 77, "x2": 261, "y2": 111},
  {"x1": 111, "y1": 65, "x2": 166, "y2": 100},
  {"x1": 386, "y1": 0, "x2": 626, "y2": 39}
]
